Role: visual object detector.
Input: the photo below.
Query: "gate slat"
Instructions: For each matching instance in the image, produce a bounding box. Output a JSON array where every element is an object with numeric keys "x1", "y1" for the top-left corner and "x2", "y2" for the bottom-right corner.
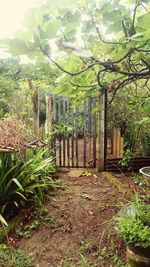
[
  {"x1": 71, "y1": 109, "x2": 75, "y2": 167},
  {"x1": 75, "y1": 107, "x2": 79, "y2": 167},
  {"x1": 93, "y1": 96, "x2": 97, "y2": 168},
  {"x1": 62, "y1": 98, "x2": 66, "y2": 167},
  {"x1": 88, "y1": 97, "x2": 92, "y2": 164},
  {"x1": 83, "y1": 100, "x2": 87, "y2": 167},
  {"x1": 67, "y1": 98, "x2": 70, "y2": 168},
  {"x1": 58, "y1": 96, "x2": 62, "y2": 167}
]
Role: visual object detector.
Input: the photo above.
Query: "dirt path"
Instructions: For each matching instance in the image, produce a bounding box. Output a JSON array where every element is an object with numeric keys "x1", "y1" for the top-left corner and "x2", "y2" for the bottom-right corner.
[{"x1": 14, "y1": 171, "x2": 129, "y2": 267}]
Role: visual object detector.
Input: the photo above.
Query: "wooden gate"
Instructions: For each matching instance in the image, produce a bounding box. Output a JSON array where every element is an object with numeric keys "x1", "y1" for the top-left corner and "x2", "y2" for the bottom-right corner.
[{"x1": 52, "y1": 95, "x2": 97, "y2": 168}]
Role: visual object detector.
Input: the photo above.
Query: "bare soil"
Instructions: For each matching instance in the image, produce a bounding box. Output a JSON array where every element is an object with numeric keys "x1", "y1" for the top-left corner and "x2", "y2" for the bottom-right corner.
[{"x1": 12, "y1": 172, "x2": 131, "y2": 267}]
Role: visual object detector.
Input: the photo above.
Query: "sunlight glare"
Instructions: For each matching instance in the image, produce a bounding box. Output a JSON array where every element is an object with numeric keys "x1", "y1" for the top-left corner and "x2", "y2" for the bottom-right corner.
[{"x1": 0, "y1": 0, "x2": 36, "y2": 38}]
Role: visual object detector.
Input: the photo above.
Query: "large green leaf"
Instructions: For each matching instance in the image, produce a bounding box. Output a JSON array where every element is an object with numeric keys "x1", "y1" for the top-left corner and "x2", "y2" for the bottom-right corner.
[
  {"x1": 103, "y1": 9, "x2": 121, "y2": 23},
  {"x1": 41, "y1": 19, "x2": 61, "y2": 39},
  {"x1": 138, "y1": 14, "x2": 150, "y2": 29}
]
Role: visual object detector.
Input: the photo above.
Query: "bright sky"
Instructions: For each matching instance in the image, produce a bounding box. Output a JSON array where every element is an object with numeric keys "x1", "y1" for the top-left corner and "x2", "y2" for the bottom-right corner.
[{"x1": 0, "y1": 0, "x2": 36, "y2": 39}]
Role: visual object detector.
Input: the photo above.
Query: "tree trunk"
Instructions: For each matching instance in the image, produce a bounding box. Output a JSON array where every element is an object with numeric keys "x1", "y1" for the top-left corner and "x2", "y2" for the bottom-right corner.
[{"x1": 28, "y1": 80, "x2": 39, "y2": 137}]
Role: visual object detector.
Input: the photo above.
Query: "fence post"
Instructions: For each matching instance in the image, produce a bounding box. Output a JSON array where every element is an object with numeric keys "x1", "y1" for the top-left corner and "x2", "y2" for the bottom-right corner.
[{"x1": 97, "y1": 92, "x2": 105, "y2": 171}]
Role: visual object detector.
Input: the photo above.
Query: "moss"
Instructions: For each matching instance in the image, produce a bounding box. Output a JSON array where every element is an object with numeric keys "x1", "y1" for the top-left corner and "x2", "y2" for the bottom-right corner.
[{"x1": 101, "y1": 172, "x2": 135, "y2": 201}]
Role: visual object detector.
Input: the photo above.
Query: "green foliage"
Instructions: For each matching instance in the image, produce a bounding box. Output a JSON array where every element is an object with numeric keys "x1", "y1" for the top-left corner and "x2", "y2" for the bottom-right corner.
[
  {"x1": 116, "y1": 202, "x2": 150, "y2": 248},
  {"x1": 119, "y1": 149, "x2": 132, "y2": 167},
  {"x1": 0, "y1": 0, "x2": 149, "y2": 106},
  {"x1": 15, "y1": 206, "x2": 62, "y2": 239},
  {"x1": 112, "y1": 255, "x2": 129, "y2": 267},
  {"x1": 132, "y1": 174, "x2": 147, "y2": 188},
  {"x1": 0, "y1": 148, "x2": 58, "y2": 221},
  {"x1": 0, "y1": 244, "x2": 34, "y2": 267},
  {"x1": 16, "y1": 220, "x2": 40, "y2": 238},
  {"x1": 117, "y1": 216, "x2": 150, "y2": 248}
]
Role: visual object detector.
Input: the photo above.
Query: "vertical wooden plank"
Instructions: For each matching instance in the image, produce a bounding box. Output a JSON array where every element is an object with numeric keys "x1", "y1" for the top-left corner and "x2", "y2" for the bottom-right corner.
[
  {"x1": 62, "y1": 98, "x2": 66, "y2": 167},
  {"x1": 104, "y1": 88, "x2": 108, "y2": 170},
  {"x1": 112, "y1": 128, "x2": 117, "y2": 158},
  {"x1": 97, "y1": 92, "x2": 105, "y2": 171},
  {"x1": 67, "y1": 97, "x2": 70, "y2": 168},
  {"x1": 88, "y1": 97, "x2": 92, "y2": 163},
  {"x1": 45, "y1": 92, "x2": 53, "y2": 135},
  {"x1": 53, "y1": 94, "x2": 57, "y2": 123},
  {"x1": 116, "y1": 128, "x2": 121, "y2": 158},
  {"x1": 88, "y1": 97, "x2": 91, "y2": 132},
  {"x1": 71, "y1": 109, "x2": 75, "y2": 167},
  {"x1": 93, "y1": 96, "x2": 97, "y2": 168},
  {"x1": 75, "y1": 107, "x2": 79, "y2": 167},
  {"x1": 83, "y1": 99, "x2": 87, "y2": 167},
  {"x1": 120, "y1": 137, "x2": 124, "y2": 158},
  {"x1": 58, "y1": 96, "x2": 62, "y2": 167}
]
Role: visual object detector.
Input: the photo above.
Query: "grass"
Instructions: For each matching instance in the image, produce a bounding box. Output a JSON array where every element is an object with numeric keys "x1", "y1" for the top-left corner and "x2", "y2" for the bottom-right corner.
[
  {"x1": 0, "y1": 244, "x2": 34, "y2": 267},
  {"x1": 57, "y1": 254, "x2": 95, "y2": 267}
]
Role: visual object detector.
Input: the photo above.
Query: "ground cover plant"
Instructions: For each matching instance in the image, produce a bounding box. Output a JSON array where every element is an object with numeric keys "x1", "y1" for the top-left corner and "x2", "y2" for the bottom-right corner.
[
  {"x1": 0, "y1": 243, "x2": 34, "y2": 267},
  {"x1": 0, "y1": 147, "x2": 59, "y2": 223},
  {"x1": 116, "y1": 201, "x2": 150, "y2": 248}
]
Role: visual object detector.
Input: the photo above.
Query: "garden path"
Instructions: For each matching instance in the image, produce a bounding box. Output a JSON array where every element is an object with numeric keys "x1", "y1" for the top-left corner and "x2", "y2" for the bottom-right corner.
[{"x1": 14, "y1": 171, "x2": 129, "y2": 267}]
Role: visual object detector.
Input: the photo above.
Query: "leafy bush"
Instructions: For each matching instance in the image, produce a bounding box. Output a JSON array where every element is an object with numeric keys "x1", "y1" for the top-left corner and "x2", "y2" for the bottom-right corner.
[
  {"x1": 0, "y1": 147, "x2": 58, "y2": 220},
  {"x1": 116, "y1": 202, "x2": 150, "y2": 248},
  {"x1": 116, "y1": 217, "x2": 150, "y2": 248}
]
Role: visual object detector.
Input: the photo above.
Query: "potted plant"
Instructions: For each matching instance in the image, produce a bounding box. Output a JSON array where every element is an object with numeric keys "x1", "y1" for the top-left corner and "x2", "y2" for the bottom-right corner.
[
  {"x1": 116, "y1": 202, "x2": 150, "y2": 266},
  {"x1": 139, "y1": 167, "x2": 150, "y2": 185}
]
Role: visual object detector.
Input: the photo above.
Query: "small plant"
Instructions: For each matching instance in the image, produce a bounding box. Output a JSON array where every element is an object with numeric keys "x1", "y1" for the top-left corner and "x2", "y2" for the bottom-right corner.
[
  {"x1": 116, "y1": 216, "x2": 150, "y2": 248},
  {"x1": 0, "y1": 243, "x2": 34, "y2": 267},
  {"x1": 35, "y1": 207, "x2": 61, "y2": 229},
  {"x1": 16, "y1": 220, "x2": 40, "y2": 238},
  {"x1": 0, "y1": 147, "x2": 59, "y2": 221},
  {"x1": 116, "y1": 202, "x2": 150, "y2": 249},
  {"x1": 80, "y1": 240, "x2": 92, "y2": 253},
  {"x1": 132, "y1": 174, "x2": 146, "y2": 187},
  {"x1": 119, "y1": 149, "x2": 132, "y2": 167},
  {"x1": 57, "y1": 254, "x2": 95, "y2": 267},
  {"x1": 112, "y1": 255, "x2": 129, "y2": 267}
]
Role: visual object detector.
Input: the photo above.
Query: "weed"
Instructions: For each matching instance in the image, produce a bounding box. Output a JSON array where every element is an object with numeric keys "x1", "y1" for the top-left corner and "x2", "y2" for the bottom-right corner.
[
  {"x1": 98, "y1": 249, "x2": 108, "y2": 260},
  {"x1": 132, "y1": 174, "x2": 147, "y2": 188},
  {"x1": 64, "y1": 186, "x2": 76, "y2": 194},
  {"x1": 112, "y1": 255, "x2": 129, "y2": 267},
  {"x1": 57, "y1": 254, "x2": 95, "y2": 267},
  {"x1": 16, "y1": 220, "x2": 40, "y2": 238},
  {"x1": 0, "y1": 243, "x2": 34, "y2": 267},
  {"x1": 34, "y1": 207, "x2": 61, "y2": 229},
  {"x1": 80, "y1": 240, "x2": 92, "y2": 253}
]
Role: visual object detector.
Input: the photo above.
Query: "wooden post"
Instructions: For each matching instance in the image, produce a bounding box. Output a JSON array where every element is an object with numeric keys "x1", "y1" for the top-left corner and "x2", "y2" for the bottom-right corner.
[
  {"x1": 28, "y1": 80, "x2": 39, "y2": 137},
  {"x1": 120, "y1": 137, "x2": 124, "y2": 158},
  {"x1": 45, "y1": 92, "x2": 53, "y2": 135},
  {"x1": 97, "y1": 93, "x2": 105, "y2": 171}
]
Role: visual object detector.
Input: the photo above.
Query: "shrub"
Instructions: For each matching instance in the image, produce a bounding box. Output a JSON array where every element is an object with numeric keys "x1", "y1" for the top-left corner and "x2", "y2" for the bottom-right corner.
[
  {"x1": 116, "y1": 202, "x2": 150, "y2": 248},
  {"x1": 0, "y1": 147, "x2": 59, "y2": 221}
]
